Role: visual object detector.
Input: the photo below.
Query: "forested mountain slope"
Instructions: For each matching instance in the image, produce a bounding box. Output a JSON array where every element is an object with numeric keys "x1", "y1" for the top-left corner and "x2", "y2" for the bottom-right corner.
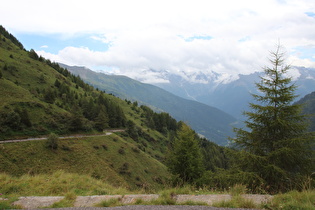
[{"x1": 61, "y1": 64, "x2": 238, "y2": 145}]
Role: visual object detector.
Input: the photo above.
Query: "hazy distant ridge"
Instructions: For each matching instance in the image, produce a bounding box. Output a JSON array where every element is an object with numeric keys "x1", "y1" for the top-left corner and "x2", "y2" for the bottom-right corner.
[{"x1": 61, "y1": 64, "x2": 238, "y2": 145}]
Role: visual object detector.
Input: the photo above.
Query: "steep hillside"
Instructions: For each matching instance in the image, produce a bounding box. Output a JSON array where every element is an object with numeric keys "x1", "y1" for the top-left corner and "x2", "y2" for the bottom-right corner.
[
  {"x1": 0, "y1": 27, "x2": 130, "y2": 139},
  {"x1": 0, "y1": 26, "x2": 176, "y2": 189},
  {"x1": 60, "y1": 64, "x2": 238, "y2": 145},
  {"x1": 0, "y1": 134, "x2": 169, "y2": 190}
]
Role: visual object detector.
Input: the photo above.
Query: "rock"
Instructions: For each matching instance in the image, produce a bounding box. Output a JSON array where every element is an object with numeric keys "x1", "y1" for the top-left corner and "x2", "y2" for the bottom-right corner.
[
  {"x1": 74, "y1": 195, "x2": 122, "y2": 207},
  {"x1": 13, "y1": 196, "x2": 64, "y2": 209},
  {"x1": 121, "y1": 194, "x2": 160, "y2": 204},
  {"x1": 175, "y1": 194, "x2": 232, "y2": 205}
]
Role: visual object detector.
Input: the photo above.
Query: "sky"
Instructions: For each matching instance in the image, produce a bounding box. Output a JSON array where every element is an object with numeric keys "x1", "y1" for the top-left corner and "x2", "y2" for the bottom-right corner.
[{"x1": 1, "y1": 0, "x2": 315, "y2": 83}]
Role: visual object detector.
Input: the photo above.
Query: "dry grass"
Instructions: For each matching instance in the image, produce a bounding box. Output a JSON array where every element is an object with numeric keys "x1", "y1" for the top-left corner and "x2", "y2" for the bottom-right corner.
[{"x1": 0, "y1": 170, "x2": 130, "y2": 197}]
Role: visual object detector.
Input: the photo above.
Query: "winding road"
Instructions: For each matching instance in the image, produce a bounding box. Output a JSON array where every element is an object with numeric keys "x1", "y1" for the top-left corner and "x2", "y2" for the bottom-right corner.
[{"x1": 0, "y1": 129, "x2": 125, "y2": 144}]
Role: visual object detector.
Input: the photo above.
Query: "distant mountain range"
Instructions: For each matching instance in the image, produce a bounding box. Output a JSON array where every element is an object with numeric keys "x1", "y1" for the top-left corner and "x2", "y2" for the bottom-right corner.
[
  {"x1": 60, "y1": 64, "x2": 238, "y2": 146},
  {"x1": 151, "y1": 67, "x2": 315, "y2": 119}
]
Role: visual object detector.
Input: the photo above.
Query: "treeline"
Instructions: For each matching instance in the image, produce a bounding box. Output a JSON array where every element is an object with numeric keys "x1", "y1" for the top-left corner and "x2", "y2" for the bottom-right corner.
[
  {"x1": 0, "y1": 33, "x2": 127, "y2": 137},
  {"x1": 140, "y1": 105, "x2": 178, "y2": 134},
  {"x1": 0, "y1": 25, "x2": 24, "y2": 50},
  {"x1": 29, "y1": 49, "x2": 127, "y2": 132}
]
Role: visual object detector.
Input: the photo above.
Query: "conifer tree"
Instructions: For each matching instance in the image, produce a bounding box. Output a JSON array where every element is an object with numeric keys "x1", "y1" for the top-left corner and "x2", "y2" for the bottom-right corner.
[
  {"x1": 232, "y1": 45, "x2": 314, "y2": 192},
  {"x1": 95, "y1": 105, "x2": 109, "y2": 131},
  {"x1": 167, "y1": 123, "x2": 204, "y2": 184}
]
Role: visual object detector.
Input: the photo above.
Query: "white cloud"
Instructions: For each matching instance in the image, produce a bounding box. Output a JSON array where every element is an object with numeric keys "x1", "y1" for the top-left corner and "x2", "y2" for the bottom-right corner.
[
  {"x1": 285, "y1": 67, "x2": 301, "y2": 81},
  {"x1": 288, "y1": 55, "x2": 315, "y2": 68},
  {"x1": 3, "y1": 0, "x2": 315, "y2": 83}
]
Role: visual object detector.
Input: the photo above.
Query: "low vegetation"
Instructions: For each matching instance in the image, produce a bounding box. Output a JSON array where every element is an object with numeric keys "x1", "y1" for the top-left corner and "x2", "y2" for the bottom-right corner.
[
  {"x1": 0, "y1": 171, "x2": 130, "y2": 196},
  {"x1": 264, "y1": 190, "x2": 315, "y2": 209},
  {"x1": 0, "y1": 134, "x2": 171, "y2": 191}
]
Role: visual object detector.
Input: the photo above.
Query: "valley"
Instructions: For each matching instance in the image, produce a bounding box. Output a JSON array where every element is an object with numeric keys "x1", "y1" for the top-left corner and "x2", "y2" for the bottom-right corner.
[{"x1": 60, "y1": 64, "x2": 238, "y2": 146}]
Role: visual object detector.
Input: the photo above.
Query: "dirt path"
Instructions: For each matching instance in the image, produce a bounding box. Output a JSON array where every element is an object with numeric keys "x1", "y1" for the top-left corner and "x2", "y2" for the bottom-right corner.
[
  {"x1": 0, "y1": 129, "x2": 125, "y2": 144},
  {"x1": 12, "y1": 194, "x2": 272, "y2": 209}
]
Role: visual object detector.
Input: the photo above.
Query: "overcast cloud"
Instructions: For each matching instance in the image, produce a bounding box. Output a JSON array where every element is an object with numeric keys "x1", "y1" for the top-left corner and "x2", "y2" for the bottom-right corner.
[{"x1": 1, "y1": 0, "x2": 315, "y2": 83}]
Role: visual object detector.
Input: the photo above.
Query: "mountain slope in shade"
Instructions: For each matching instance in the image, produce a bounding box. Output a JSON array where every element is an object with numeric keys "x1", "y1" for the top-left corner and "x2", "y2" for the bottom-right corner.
[
  {"x1": 295, "y1": 90, "x2": 315, "y2": 131},
  {"x1": 61, "y1": 64, "x2": 238, "y2": 145}
]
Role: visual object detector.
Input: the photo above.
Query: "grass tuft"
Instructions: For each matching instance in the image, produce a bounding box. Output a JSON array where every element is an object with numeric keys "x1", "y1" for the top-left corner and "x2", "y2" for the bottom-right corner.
[
  {"x1": 96, "y1": 198, "x2": 122, "y2": 207},
  {"x1": 229, "y1": 184, "x2": 247, "y2": 196},
  {"x1": 48, "y1": 192, "x2": 77, "y2": 208},
  {"x1": 264, "y1": 190, "x2": 315, "y2": 209},
  {"x1": 212, "y1": 195, "x2": 257, "y2": 209}
]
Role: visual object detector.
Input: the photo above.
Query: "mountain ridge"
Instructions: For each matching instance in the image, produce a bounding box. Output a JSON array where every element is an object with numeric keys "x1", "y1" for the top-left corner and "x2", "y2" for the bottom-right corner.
[
  {"x1": 152, "y1": 67, "x2": 315, "y2": 119},
  {"x1": 60, "y1": 64, "x2": 238, "y2": 145}
]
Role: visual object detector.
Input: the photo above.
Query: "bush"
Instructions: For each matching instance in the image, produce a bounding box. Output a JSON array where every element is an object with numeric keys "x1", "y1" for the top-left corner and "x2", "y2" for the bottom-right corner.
[
  {"x1": 119, "y1": 162, "x2": 131, "y2": 176},
  {"x1": 118, "y1": 147, "x2": 125, "y2": 155},
  {"x1": 132, "y1": 147, "x2": 140, "y2": 153},
  {"x1": 46, "y1": 133, "x2": 59, "y2": 150}
]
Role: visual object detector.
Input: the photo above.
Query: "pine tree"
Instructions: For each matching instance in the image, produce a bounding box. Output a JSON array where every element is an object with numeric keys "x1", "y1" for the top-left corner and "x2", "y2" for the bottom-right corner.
[
  {"x1": 232, "y1": 45, "x2": 314, "y2": 192},
  {"x1": 167, "y1": 123, "x2": 205, "y2": 184},
  {"x1": 95, "y1": 105, "x2": 109, "y2": 131}
]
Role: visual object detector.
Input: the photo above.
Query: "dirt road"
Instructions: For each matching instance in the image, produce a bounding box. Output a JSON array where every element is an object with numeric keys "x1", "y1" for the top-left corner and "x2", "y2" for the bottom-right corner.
[{"x1": 0, "y1": 129, "x2": 125, "y2": 144}]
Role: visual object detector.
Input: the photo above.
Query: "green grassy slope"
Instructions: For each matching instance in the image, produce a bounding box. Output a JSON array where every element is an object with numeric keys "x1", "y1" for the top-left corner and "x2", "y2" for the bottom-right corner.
[
  {"x1": 0, "y1": 26, "x2": 173, "y2": 190},
  {"x1": 0, "y1": 133, "x2": 169, "y2": 190},
  {"x1": 0, "y1": 27, "x2": 130, "y2": 138}
]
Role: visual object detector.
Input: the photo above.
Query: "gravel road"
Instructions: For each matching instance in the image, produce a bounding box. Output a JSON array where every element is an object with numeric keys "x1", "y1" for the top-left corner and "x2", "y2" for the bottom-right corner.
[{"x1": 0, "y1": 129, "x2": 125, "y2": 144}]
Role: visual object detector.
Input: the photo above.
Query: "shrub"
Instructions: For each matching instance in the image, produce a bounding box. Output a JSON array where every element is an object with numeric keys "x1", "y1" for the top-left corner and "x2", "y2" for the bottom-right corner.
[
  {"x1": 230, "y1": 184, "x2": 247, "y2": 196},
  {"x1": 264, "y1": 190, "x2": 315, "y2": 209},
  {"x1": 119, "y1": 163, "x2": 131, "y2": 176},
  {"x1": 132, "y1": 147, "x2": 140, "y2": 153},
  {"x1": 96, "y1": 198, "x2": 121, "y2": 207},
  {"x1": 118, "y1": 147, "x2": 125, "y2": 155},
  {"x1": 46, "y1": 133, "x2": 59, "y2": 150}
]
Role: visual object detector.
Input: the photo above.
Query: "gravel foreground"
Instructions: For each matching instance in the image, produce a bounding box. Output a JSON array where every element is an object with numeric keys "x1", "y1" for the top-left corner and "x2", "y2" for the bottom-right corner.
[{"x1": 33, "y1": 206, "x2": 259, "y2": 210}]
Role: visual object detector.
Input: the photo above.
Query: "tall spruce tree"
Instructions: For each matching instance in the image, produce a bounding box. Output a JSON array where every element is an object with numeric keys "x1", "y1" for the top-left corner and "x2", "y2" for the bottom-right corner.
[
  {"x1": 232, "y1": 45, "x2": 314, "y2": 192},
  {"x1": 167, "y1": 123, "x2": 205, "y2": 184}
]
